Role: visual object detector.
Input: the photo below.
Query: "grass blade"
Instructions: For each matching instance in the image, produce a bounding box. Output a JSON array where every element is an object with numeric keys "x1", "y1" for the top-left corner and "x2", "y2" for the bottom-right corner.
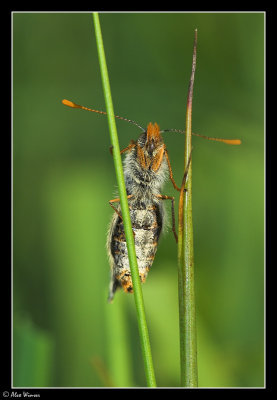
[
  {"x1": 177, "y1": 29, "x2": 198, "y2": 387},
  {"x1": 92, "y1": 12, "x2": 156, "y2": 387}
]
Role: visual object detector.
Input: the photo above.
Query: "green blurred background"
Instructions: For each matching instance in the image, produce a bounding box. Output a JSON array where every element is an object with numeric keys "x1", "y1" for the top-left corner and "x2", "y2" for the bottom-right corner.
[{"x1": 13, "y1": 12, "x2": 264, "y2": 387}]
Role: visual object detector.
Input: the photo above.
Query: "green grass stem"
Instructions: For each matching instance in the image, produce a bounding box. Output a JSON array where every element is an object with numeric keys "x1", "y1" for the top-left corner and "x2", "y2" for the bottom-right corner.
[
  {"x1": 92, "y1": 12, "x2": 156, "y2": 387},
  {"x1": 177, "y1": 29, "x2": 198, "y2": 387}
]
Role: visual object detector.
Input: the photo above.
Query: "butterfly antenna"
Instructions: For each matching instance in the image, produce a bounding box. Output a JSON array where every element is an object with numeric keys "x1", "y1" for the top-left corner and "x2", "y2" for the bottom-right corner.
[
  {"x1": 161, "y1": 128, "x2": 241, "y2": 145},
  {"x1": 62, "y1": 99, "x2": 146, "y2": 132}
]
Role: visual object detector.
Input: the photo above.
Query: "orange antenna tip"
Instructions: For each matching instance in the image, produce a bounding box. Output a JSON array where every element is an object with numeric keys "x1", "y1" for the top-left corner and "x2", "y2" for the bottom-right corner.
[
  {"x1": 191, "y1": 132, "x2": 241, "y2": 145},
  {"x1": 62, "y1": 99, "x2": 80, "y2": 108},
  {"x1": 221, "y1": 139, "x2": 242, "y2": 145}
]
